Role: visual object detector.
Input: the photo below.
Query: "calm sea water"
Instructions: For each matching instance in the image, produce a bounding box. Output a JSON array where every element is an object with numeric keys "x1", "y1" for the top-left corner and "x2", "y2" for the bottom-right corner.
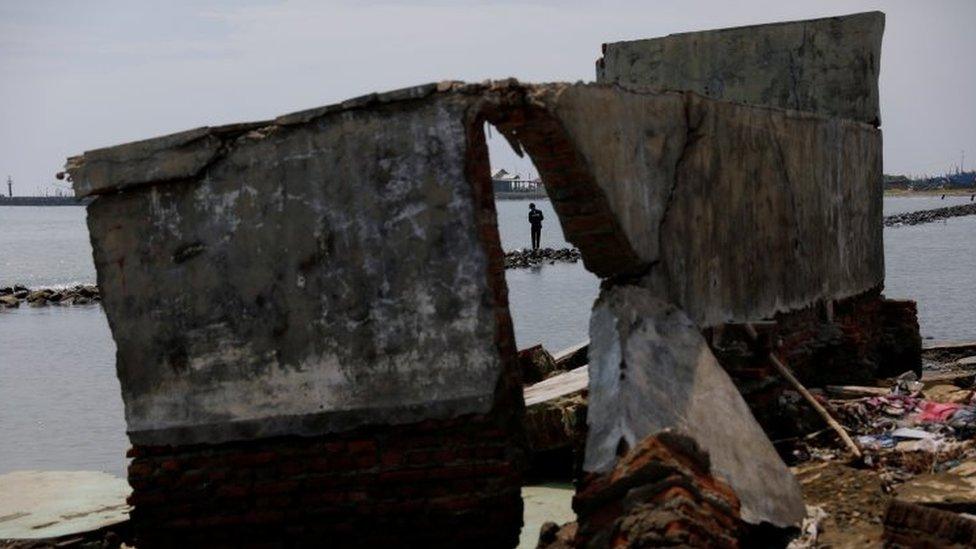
[{"x1": 1, "y1": 196, "x2": 974, "y2": 475}]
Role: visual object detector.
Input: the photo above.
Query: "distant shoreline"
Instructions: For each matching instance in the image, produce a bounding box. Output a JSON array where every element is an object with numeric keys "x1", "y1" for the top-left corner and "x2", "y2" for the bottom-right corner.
[
  {"x1": 494, "y1": 190, "x2": 548, "y2": 200},
  {"x1": 0, "y1": 196, "x2": 92, "y2": 206},
  {"x1": 885, "y1": 188, "x2": 976, "y2": 197}
]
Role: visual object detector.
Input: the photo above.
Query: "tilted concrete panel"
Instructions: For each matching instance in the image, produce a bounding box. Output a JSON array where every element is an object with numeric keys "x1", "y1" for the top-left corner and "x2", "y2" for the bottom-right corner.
[
  {"x1": 597, "y1": 11, "x2": 884, "y2": 125},
  {"x1": 73, "y1": 88, "x2": 512, "y2": 445},
  {"x1": 585, "y1": 284, "x2": 806, "y2": 527}
]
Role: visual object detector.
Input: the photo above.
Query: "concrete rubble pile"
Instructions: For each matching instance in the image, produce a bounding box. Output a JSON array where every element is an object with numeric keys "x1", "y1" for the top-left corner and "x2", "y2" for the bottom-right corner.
[{"x1": 55, "y1": 9, "x2": 961, "y2": 549}]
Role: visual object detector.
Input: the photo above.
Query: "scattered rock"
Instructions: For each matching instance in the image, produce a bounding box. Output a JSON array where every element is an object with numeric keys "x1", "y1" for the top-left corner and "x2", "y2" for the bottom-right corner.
[
  {"x1": 0, "y1": 284, "x2": 100, "y2": 308},
  {"x1": 925, "y1": 384, "x2": 974, "y2": 405},
  {"x1": 958, "y1": 356, "x2": 976, "y2": 368},
  {"x1": 27, "y1": 289, "x2": 51, "y2": 302},
  {"x1": 519, "y1": 345, "x2": 560, "y2": 384},
  {"x1": 505, "y1": 248, "x2": 581, "y2": 269},
  {"x1": 884, "y1": 203, "x2": 976, "y2": 227},
  {"x1": 537, "y1": 520, "x2": 577, "y2": 549}
]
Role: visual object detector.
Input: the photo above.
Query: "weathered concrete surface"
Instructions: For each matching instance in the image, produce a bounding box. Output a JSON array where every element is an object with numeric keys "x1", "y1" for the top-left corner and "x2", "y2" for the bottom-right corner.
[
  {"x1": 544, "y1": 86, "x2": 883, "y2": 327},
  {"x1": 597, "y1": 12, "x2": 884, "y2": 125},
  {"x1": 584, "y1": 285, "x2": 805, "y2": 527},
  {"x1": 0, "y1": 470, "x2": 130, "y2": 540},
  {"x1": 72, "y1": 87, "x2": 509, "y2": 445},
  {"x1": 68, "y1": 80, "x2": 881, "y2": 445}
]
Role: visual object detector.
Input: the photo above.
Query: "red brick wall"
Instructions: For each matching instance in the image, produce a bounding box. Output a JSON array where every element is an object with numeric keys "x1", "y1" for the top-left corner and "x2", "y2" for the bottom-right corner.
[
  {"x1": 127, "y1": 417, "x2": 522, "y2": 547},
  {"x1": 709, "y1": 289, "x2": 921, "y2": 441}
]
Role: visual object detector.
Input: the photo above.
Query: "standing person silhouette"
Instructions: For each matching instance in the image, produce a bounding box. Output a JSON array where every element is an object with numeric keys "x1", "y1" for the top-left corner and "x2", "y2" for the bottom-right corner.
[{"x1": 528, "y1": 203, "x2": 544, "y2": 250}]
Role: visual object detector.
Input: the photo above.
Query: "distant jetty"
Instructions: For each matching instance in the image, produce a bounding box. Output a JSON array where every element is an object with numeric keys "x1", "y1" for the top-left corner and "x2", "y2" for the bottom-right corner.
[
  {"x1": 0, "y1": 284, "x2": 100, "y2": 308},
  {"x1": 0, "y1": 196, "x2": 92, "y2": 206},
  {"x1": 884, "y1": 202, "x2": 976, "y2": 227}
]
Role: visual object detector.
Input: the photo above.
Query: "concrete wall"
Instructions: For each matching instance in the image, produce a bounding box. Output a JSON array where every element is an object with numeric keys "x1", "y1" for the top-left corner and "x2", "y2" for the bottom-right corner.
[
  {"x1": 597, "y1": 12, "x2": 884, "y2": 126},
  {"x1": 69, "y1": 84, "x2": 528, "y2": 547},
  {"x1": 536, "y1": 85, "x2": 883, "y2": 327},
  {"x1": 73, "y1": 87, "x2": 510, "y2": 446}
]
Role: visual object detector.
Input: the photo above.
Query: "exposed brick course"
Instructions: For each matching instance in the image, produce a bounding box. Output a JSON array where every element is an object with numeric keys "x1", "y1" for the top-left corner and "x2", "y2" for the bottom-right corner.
[
  {"x1": 709, "y1": 289, "x2": 922, "y2": 441},
  {"x1": 127, "y1": 418, "x2": 522, "y2": 548}
]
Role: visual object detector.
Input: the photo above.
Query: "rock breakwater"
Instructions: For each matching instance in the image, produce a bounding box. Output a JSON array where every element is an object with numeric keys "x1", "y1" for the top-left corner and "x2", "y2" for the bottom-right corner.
[
  {"x1": 884, "y1": 202, "x2": 976, "y2": 227},
  {"x1": 504, "y1": 247, "x2": 581, "y2": 269},
  {"x1": 0, "y1": 284, "x2": 100, "y2": 308}
]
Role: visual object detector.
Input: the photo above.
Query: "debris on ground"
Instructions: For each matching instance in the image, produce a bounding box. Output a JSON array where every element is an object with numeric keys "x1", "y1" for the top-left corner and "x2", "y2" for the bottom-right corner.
[{"x1": 783, "y1": 342, "x2": 976, "y2": 546}]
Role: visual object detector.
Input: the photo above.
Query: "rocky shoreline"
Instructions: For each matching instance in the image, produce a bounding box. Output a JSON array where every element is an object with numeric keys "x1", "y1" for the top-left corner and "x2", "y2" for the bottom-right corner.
[
  {"x1": 0, "y1": 284, "x2": 101, "y2": 308},
  {"x1": 504, "y1": 247, "x2": 581, "y2": 269},
  {"x1": 884, "y1": 202, "x2": 976, "y2": 227}
]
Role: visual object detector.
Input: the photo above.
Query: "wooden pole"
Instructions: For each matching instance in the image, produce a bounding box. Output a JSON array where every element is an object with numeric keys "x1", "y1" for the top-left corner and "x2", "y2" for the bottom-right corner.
[{"x1": 743, "y1": 323, "x2": 863, "y2": 460}]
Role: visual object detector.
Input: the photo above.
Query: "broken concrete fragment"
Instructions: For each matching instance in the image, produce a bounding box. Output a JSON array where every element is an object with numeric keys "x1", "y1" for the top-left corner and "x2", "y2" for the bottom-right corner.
[
  {"x1": 520, "y1": 345, "x2": 560, "y2": 384},
  {"x1": 597, "y1": 12, "x2": 884, "y2": 126},
  {"x1": 523, "y1": 366, "x2": 589, "y2": 454},
  {"x1": 584, "y1": 285, "x2": 805, "y2": 527}
]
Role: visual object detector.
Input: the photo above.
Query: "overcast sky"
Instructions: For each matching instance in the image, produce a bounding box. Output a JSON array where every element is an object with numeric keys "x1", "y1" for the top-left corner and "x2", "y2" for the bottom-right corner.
[{"x1": 1, "y1": 0, "x2": 974, "y2": 195}]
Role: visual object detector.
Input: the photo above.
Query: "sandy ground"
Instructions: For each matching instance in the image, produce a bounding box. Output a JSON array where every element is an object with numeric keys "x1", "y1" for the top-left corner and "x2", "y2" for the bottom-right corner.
[{"x1": 520, "y1": 483, "x2": 575, "y2": 548}]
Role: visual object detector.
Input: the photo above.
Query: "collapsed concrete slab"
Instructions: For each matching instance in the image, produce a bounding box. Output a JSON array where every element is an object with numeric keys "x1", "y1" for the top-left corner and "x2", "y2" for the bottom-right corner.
[
  {"x1": 585, "y1": 285, "x2": 806, "y2": 527},
  {"x1": 597, "y1": 11, "x2": 884, "y2": 126}
]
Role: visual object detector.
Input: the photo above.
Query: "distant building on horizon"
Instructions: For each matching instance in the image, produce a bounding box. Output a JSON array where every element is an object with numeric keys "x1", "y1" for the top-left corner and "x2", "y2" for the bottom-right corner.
[{"x1": 491, "y1": 169, "x2": 541, "y2": 193}]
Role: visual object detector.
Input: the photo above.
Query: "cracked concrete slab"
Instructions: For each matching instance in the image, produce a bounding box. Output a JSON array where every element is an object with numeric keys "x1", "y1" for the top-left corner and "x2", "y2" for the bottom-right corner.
[
  {"x1": 584, "y1": 285, "x2": 806, "y2": 527},
  {"x1": 597, "y1": 11, "x2": 884, "y2": 126}
]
